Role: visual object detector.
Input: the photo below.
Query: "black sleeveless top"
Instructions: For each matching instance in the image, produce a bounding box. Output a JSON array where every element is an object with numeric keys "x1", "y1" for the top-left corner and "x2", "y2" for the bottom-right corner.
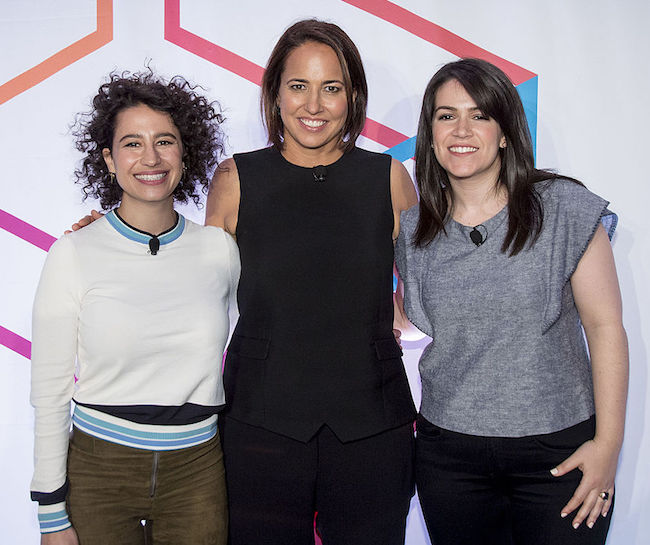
[{"x1": 224, "y1": 146, "x2": 416, "y2": 442}]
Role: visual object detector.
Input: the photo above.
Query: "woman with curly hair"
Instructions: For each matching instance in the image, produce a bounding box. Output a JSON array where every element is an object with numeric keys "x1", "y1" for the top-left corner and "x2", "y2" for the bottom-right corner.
[{"x1": 30, "y1": 72, "x2": 238, "y2": 545}]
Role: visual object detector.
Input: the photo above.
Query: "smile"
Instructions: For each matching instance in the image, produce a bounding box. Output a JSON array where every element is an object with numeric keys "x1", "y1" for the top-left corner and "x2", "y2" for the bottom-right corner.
[
  {"x1": 449, "y1": 146, "x2": 478, "y2": 153},
  {"x1": 135, "y1": 172, "x2": 167, "y2": 183},
  {"x1": 300, "y1": 118, "x2": 327, "y2": 128}
]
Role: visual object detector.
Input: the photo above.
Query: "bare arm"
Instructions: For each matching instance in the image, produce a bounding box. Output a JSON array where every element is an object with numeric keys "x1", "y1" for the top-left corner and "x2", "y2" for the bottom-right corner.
[
  {"x1": 552, "y1": 224, "x2": 629, "y2": 529},
  {"x1": 205, "y1": 158, "x2": 240, "y2": 236},
  {"x1": 390, "y1": 159, "x2": 418, "y2": 333},
  {"x1": 389, "y1": 158, "x2": 417, "y2": 241}
]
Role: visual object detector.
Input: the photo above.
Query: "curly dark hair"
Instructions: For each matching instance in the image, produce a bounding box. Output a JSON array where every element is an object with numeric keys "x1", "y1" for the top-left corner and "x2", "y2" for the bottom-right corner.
[{"x1": 73, "y1": 71, "x2": 225, "y2": 209}]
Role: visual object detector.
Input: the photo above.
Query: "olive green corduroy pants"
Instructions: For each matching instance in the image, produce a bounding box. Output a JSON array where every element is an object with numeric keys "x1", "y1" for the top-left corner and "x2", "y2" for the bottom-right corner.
[{"x1": 66, "y1": 428, "x2": 227, "y2": 545}]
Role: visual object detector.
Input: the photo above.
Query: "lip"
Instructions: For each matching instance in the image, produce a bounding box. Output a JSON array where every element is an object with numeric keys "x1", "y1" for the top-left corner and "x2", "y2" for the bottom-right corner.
[
  {"x1": 298, "y1": 117, "x2": 328, "y2": 131},
  {"x1": 448, "y1": 146, "x2": 478, "y2": 155},
  {"x1": 134, "y1": 171, "x2": 168, "y2": 185}
]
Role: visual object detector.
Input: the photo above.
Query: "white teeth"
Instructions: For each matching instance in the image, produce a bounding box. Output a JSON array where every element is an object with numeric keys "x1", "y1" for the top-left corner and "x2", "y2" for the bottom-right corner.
[
  {"x1": 449, "y1": 146, "x2": 478, "y2": 153},
  {"x1": 135, "y1": 173, "x2": 166, "y2": 181},
  {"x1": 301, "y1": 118, "x2": 326, "y2": 128}
]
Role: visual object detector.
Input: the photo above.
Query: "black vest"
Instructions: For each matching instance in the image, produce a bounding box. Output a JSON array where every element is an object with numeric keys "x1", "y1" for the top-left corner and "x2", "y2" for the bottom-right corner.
[{"x1": 223, "y1": 146, "x2": 415, "y2": 442}]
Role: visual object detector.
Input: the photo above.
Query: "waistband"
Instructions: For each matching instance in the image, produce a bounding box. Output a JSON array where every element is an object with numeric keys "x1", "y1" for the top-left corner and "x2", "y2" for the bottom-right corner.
[{"x1": 72, "y1": 405, "x2": 217, "y2": 451}]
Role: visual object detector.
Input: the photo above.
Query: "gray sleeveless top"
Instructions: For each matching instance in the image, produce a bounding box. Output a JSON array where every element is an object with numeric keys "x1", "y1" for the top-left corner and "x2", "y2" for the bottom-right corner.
[{"x1": 395, "y1": 179, "x2": 616, "y2": 436}]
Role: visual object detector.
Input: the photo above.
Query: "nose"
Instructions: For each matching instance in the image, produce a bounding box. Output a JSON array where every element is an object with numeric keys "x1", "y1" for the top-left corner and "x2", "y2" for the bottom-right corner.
[
  {"x1": 305, "y1": 88, "x2": 322, "y2": 115},
  {"x1": 453, "y1": 115, "x2": 472, "y2": 137},
  {"x1": 141, "y1": 143, "x2": 161, "y2": 166}
]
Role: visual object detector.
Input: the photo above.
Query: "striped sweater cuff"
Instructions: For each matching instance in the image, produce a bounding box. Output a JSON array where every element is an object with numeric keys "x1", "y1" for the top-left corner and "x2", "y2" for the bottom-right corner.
[{"x1": 38, "y1": 502, "x2": 71, "y2": 534}]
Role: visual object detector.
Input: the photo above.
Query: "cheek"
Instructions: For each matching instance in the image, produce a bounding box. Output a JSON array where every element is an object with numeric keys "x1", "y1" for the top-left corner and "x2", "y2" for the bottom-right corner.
[
  {"x1": 334, "y1": 98, "x2": 348, "y2": 121},
  {"x1": 431, "y1": 134, "x2": 445, "y2": 159}
]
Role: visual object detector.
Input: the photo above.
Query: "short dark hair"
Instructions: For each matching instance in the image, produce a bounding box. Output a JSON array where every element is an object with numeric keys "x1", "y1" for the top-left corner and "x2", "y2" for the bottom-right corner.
[
  {"x1": 73, "y1": 71, "x2": 225, "y2": 209},
  {"x1": 414, "y1": 58, "x2": 579, "y2": 255},
  {"x1": 261, "y1": 19, "x2": 367, "y2": 153}
]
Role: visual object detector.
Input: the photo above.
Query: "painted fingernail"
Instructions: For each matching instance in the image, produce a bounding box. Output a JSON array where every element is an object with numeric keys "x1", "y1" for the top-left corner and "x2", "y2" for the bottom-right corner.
[
  {"x1": 550, "y1": 468, "x2": 559, "y2": 475},
  {"x1": 573, "y1": 522, "x2": 580, "y2": 529},
  {"x1": 561, "y1": 512, "x2": 567, "y2": 518},
  {"x1": 603, "y1": 511, "x2": 608, "y2": 518},
  {"x1": 587, "y1": 521, "x2": 594, "y2": 529}
]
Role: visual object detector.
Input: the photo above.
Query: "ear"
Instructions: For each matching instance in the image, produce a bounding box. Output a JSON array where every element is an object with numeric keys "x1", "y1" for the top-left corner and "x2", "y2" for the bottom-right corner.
[
  {"x1": 102, "y1": 148, "x2": 115, "y2": 173},
  {"x1": 499, "y1": 136, "x2": 507, "y2": 149}
]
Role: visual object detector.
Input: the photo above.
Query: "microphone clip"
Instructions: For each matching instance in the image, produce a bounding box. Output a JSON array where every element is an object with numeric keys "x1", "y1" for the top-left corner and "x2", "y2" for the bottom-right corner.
[
  {"x1": 469, "y1": 225, "x2": 487, "y2": 247},
  {"x1": 312, "y1": 165, "x2": 327, "y2": 183}
]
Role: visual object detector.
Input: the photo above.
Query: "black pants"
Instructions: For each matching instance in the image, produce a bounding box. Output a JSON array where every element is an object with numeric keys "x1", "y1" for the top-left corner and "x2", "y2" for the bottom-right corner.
[
  {"x1": 415, "y1": 415, "x2": 612, "y2": 545},
  {"x1": 220, "y1": 417, "x2": 415, "y2": 545}
]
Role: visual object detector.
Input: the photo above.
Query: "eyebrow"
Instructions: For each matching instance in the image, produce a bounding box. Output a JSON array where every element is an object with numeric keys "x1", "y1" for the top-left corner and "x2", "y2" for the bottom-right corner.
[
  {"x1": 285, "y1": 78, "x2": 344, "y2": 85},
  {"x1": 434, "y1": 105, "x2": 482, "y2": 113},
  {"x1": 117, "y1": 132, "x2": 178, "y2": 143}
]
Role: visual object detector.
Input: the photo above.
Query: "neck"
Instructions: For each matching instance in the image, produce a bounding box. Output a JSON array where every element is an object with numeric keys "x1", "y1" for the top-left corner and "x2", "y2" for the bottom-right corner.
[
  {"x1": 280, "y1": 139, "x2": 345, "y2": 167},
  {"x1": 450, "y1": 180, "x2": 508, "y2": 226},
  {"x1": 117, "y1": 198, "x2": 177, "y2": 235}
]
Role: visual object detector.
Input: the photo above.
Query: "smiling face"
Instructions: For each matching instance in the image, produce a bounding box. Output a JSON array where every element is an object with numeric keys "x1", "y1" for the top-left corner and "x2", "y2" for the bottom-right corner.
[
  {"x1": 432, "y1": 79, "x2": 506, "y2": 188},
  {"x1": 277, "y1": 41, "x2": 349, "y2": 166},
  {"x1": 102, "y1": 103, "x2": 184, "y2": 212}
]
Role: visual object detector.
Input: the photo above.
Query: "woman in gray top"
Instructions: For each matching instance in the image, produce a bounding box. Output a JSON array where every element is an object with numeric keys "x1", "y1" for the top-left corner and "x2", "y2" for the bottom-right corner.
[{"x1": 395, "y1": 58, "x2": 628, "y2": 545}]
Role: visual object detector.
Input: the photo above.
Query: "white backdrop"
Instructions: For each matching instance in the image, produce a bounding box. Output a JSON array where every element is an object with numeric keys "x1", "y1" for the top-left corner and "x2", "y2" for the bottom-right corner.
[{"x1": 1, "y1": 1, "x2": 648, "y2": 542}]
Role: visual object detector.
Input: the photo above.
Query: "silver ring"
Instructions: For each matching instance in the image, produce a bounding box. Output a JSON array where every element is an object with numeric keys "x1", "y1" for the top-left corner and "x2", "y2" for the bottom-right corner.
[{"x1": 599, "y1": 491, "x2": 610, "y2": 501}]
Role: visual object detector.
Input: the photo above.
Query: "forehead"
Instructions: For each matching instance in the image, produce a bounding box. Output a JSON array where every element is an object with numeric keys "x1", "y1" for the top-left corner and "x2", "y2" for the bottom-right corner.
[
  {"x1": 282, "y1": 41, "x2": 343, "y2": 79},
  {"x1": 113, "y1": 103, "x2": 179, "y2": 135},
  {"x1": 434, "y1": 79, "x2": 476, "y2": 108}
]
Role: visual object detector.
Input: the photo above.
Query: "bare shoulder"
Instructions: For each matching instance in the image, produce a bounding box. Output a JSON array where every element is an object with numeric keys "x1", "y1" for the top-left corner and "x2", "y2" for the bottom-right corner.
[
  {"x1": 205, "y1": 158, "x2": 240, "y2": 236},
  {"x1": 389, "y1": 158, "x2": 417, "y2": 239}
]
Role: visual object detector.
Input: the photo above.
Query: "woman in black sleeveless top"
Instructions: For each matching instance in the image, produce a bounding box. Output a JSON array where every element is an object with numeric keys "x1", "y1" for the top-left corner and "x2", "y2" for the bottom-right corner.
[{"x1": 206, "y1": 19, "x2": 417, "y2": 545}]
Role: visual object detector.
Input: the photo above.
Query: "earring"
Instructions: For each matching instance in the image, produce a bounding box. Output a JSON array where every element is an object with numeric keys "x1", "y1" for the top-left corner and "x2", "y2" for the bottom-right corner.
[{"x1": 109, "y1": 172, "x2": 116, "y2": 183}]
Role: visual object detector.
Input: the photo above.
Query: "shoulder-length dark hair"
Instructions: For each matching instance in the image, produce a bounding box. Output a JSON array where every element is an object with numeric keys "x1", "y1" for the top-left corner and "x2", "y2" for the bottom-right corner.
[
  {"x1": 414, "y1": 58, "x2": 579, "y2": 255},
  {"x1": 261, "y1": 19, "x2": 367, "y2": 153},
  {"x1": 73, "y1": 71, "x2": 225, "y2": 210}
]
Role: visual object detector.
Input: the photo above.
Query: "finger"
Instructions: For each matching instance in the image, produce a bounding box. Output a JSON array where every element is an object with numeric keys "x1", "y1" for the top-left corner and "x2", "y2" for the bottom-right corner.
[
  {"x1": 601, "y1": 490, "x2": 613, "y2": 517},
  {"x1": 586, "y1": 491, "x2": 607, "y2": 528},
  {"x1": 550, "y1": 453, "x2": 580, "y2": 478},
  {"x1": 90, "y1": 209, "x2": 102, "y2": 219},
  {"x1": 571, "y1": 489, "x2": 599, "y2": 529},
  {"x1": 561, "y1": 480, "x2": 590, "y2": 518}
]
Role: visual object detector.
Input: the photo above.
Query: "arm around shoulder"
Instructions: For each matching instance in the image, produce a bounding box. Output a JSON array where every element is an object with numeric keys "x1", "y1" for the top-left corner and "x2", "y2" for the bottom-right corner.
[
  {"x1": 205, "y1": 158, "x2": 240, "y2": 237},
  {"x1": 389, "y1": 158, "x2": 417, "y2": 241}
]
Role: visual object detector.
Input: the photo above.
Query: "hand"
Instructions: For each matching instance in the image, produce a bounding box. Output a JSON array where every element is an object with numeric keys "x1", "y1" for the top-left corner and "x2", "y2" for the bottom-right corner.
[
  {"x1": 64, "y1": 209, "x2": 103, "y2": 234},
  {"x1": 41, "y1": 527, "x2": 79, "y2": 545},
  {"x1": 392, "y1": 328, "x2": 402, "y2": 347},
  {"x1": 550, "y1": 437, "x2": 619, "y2": 529}
]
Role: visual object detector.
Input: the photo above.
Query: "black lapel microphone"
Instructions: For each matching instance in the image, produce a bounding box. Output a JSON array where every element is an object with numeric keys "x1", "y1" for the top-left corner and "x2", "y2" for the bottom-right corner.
[
  {"x1": 469, "y1": 225, "x2": 488, "y2": 247},
  {"x1": 149, "y1": 236, "x2": 160, "y2": 255},
  {"x1": 312, "y1": 165, "x2": 327, "y2": 182}
]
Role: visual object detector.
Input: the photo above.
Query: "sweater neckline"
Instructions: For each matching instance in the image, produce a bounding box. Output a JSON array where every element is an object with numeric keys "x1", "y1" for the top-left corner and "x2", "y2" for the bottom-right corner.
[{"x1": 106, "y1": 209, "x2": 185, "y2": 247}]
